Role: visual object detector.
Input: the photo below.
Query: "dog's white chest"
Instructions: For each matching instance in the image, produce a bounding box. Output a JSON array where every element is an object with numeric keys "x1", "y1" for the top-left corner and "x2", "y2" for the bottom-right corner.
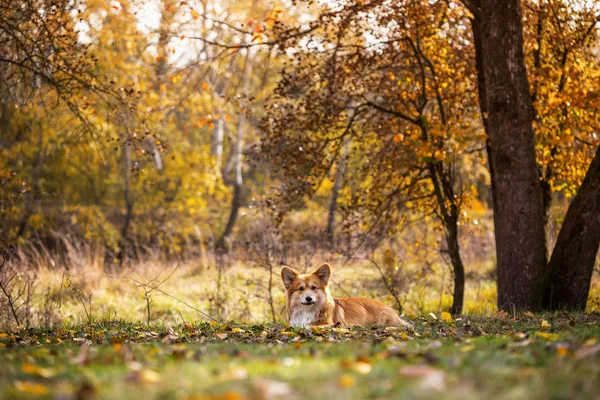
[{"x1": 289, "y1": 308, "x2": 319, "y2": 327}]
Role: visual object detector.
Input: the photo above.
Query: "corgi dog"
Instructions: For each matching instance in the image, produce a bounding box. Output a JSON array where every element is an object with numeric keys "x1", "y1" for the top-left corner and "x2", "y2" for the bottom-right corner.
[{"x1": 281, "y1": 264, "x2": 412, "y2": 329}]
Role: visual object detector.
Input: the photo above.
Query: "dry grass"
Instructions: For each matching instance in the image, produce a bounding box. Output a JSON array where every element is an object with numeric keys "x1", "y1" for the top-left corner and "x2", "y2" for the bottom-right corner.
[
  {"x1": 2, "y1": 246, "x2": 598, "y2": 331},
  {"x1": 1, "y1": 207, "x2": 599, "y2": 330}
]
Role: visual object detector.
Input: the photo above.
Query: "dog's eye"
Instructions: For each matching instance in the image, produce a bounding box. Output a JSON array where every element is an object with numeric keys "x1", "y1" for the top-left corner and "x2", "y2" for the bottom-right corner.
[
  {"x1": 298, "y1": 287, "x2": 304, "y2": 292},
  {"x1": 311, "y1": 286, "x2": 317, "y2": 290}
]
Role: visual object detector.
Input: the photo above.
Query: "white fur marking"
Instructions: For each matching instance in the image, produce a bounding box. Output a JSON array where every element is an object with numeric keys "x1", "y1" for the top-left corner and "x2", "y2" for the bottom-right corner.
[{"x1": 289, "y1": 306, "x2": 319, "y2": 327}]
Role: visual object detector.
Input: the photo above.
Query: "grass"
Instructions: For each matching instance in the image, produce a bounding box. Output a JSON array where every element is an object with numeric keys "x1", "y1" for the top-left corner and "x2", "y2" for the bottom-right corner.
[{"x1": 1, "y1": 313, "x2": 599, "y2": 399}]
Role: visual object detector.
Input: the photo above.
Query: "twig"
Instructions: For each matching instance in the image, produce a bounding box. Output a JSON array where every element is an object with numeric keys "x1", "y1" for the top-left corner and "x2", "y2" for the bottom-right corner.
[{"x1": 0, "y1": 254, "x2": 21, "y2": 326}]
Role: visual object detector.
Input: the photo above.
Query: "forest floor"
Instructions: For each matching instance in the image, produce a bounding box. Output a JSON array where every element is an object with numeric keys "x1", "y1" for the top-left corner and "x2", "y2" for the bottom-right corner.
[{"x1": 1, "y1": 313, "x2": 599, "y2": 399}]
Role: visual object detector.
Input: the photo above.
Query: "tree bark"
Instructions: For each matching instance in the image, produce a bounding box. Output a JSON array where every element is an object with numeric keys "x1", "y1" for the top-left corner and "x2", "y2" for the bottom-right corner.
[
  {"x1": 544, "y1": 147, "x2": 600, "y2": 310},
  {"x1": 469, "y1": 0, "x2": 548, "y2": 311},
  {"x1": 118, "y1": 142, "x2": 134, "y2": 265},
  {"x1": 447, "y1": 221, "x2": 465, "y2": 315},
  {"x1": 211, "y1": 113, "x2": 225, "y2": 170},
  {"x1": 325, "y1": 137, "x2": 350, "y2": 247},
  {"x1": 218, "y1": 54, "x2": 253, "y2": 249},
  {"x1": 17, "y1": 124, "x2": 44, "y2": 238}
]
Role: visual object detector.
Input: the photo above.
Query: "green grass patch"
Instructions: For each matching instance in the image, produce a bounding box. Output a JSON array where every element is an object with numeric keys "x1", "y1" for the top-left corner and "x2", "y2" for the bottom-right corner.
[{"x1": 1, "y1": 313, "x2": 599, "y2": 399}]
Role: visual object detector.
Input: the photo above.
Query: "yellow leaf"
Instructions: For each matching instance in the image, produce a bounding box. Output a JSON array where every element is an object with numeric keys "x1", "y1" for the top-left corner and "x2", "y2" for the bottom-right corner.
[
  {"x1": 251, "y1": 32, "x2": 264, "y2": 44},
  {"x1": 191, "y1": 9, "x2": 200, "y2": 19},
  {"x1": 460, "y1": 345, "x2": 475, "y2": 352},
  {"x1": 536, "y1": 332, "x2": 558, "y2": 341},
  {"x1": 231, "y1": 328, "x2": 244, "y2": 333},
  {"x1": 540, "y1": 320, "x2": 550, "y2": 330},
  {"x1": 221, "y1": 392, "x2": 244, "y2": 400},
  {"x1": 441, "y1": 312, "x2": 452, "y2": 323},
  {"x1": 524, "y1": 311, "x2": 535, "y2": 319},
  {"x1": 15, "y1": 381, "x2": 48, "y2": 395},
  {"x1": 333, "y1": 327, "x2": 350, "y2": 334},
  {"x1": 338, "y1": 374, "x2": 356, "y2": 388},
  {"x1": 139, "y1": 369, "x2": 161, "y2": 383},
  {"x1": 556, "y1": 345, "x2": 569, "y2": 358},
  {"x1": 353, "y1": 361, "x2": 372, "y2": 375},
  {"x1": 22, "y1": 363, "x2": 40, "y2": 375}
]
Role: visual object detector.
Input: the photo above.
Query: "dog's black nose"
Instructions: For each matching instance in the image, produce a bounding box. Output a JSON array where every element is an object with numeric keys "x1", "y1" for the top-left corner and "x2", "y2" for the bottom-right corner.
[{"x1": 305, "y1": 296, "x2": 313, "y2": 302}]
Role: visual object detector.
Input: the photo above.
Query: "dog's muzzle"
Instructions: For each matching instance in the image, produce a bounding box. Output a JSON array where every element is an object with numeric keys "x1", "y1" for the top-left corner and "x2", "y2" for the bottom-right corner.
[{"x1": 301, "y1": 296, "x2": 315, "y2": 305}]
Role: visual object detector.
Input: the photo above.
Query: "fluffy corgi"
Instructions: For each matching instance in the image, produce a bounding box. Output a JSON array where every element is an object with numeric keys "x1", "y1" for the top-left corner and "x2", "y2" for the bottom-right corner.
[{"x1": 281, "y1": 264, "x2": 412, "y2": 329}]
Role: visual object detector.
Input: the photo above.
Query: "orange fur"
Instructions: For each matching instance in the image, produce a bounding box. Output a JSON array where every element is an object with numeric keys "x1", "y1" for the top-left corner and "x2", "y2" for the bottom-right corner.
[{"x1": 281, "y1": 264, "x2": 412, "y2": 329}]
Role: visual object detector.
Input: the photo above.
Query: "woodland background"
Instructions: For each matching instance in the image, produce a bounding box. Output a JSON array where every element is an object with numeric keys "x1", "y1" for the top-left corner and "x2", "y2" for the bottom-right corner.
[{"x1": 1, "y1": 0, "x2": 600, "y2": 329}]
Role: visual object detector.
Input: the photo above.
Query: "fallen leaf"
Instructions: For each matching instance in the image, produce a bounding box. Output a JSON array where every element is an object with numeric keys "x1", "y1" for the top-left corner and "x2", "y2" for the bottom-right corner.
[
  {"x1": 21, "y1": 363, "x2": 56, "y2": 378},
  {"x1": 393, "y1": 133, "x2": 404, "y2": 142},
  {"x1": 15, "y1": 381, "x2": 48, "y2": 395},
  {"x1": 338, "y1": 374, "x2": 356, "y2": 388},
  {"x1": 556, "y1": 344, "x2": 569, "y2": 358},
  {"x1": 253, "y1": 378, "x2": 295, "y2": 399},
  {"x1": 540, "y1": 320, "x2": 550, "y2": 330},
  {"x1": 583, "y1": 338, "x2": 597, "y2": 346},
  {"x1": 428, "y1": 340, "x2": 442, "y2": 350},
  {"x1": 126, "y1": 369, "x2": 161, "y2": 384},
  {"x1": 353, "y1": 361, "x2": 372, "y2": 375},
  {"x1": 216, "y1": 333, "x2": 228, "y2": 340},
  {"x1": 333, "y1": 327, "x2": 350, "y2": 334},
  {"x1": 441, "y1": 312, "x2": 452, "y2": 323},
  {"x1": 384, "y1": 344, "x2": 407, "y2": 358},
  {"x1": 399, "y1": 365, "x2": 446, "y2": 390},
  {"x1": 460, "y1": 345, "x2": 475, "y2": 352},
  {"x1": 575, "y1": 344, "x2": 600, "y2": 360},
  {"x1": 536, "y1": 332, "x2": 558, "y2": 341}
]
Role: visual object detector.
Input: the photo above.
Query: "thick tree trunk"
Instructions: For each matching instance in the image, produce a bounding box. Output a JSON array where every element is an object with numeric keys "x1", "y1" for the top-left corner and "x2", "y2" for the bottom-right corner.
[
  {"x1": 544, "y1": 147, "x2": 600, "y2": 310},
  {"x1": 470, "y1": 0, "x2": 547, "y2": 311}
]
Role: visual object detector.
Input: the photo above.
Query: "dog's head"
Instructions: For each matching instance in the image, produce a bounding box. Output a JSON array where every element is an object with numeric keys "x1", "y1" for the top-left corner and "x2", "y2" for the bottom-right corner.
[{"x1": 281, "y1": 264, "x2": 331, "y2": 308}]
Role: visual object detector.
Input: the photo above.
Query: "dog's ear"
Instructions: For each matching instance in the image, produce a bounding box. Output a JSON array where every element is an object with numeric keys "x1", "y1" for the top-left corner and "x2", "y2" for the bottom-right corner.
[
  {"x1": 281, "y1": 266, "x2": 298, "y2": 289},
  {"x1": 314, "y1": 264, "x2": 331, "y2": 285}
]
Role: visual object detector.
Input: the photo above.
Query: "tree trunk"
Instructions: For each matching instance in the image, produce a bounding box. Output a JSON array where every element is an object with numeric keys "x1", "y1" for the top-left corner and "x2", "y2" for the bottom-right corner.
[
  {"x1": 427, "y1": 160, "x2": 466, "y2": 315},
  {"x1": 212, "y1": 113, "x2": 225, "y2": 170},
  {"x1": 544, "y1": 147, "x2": 600, "y2": 310},
  {"x1": 218, "y1": 54, "x2": 253, "y2": 249},
  {"x1": 469, "y1": 0, "x2": 548, "y2": 311},
  {"x1": 447, "y1": 222, "x2": 465, "y2": 315},
  {"x1": 17, "y1": 124, "x2": 44, "y2": 238},
  {"x1": 118, "y1": 142, "x2": 134, "y2": 265},
  {"x1": 325, "y1": 137, "x2": 350, "y2": 247}
]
